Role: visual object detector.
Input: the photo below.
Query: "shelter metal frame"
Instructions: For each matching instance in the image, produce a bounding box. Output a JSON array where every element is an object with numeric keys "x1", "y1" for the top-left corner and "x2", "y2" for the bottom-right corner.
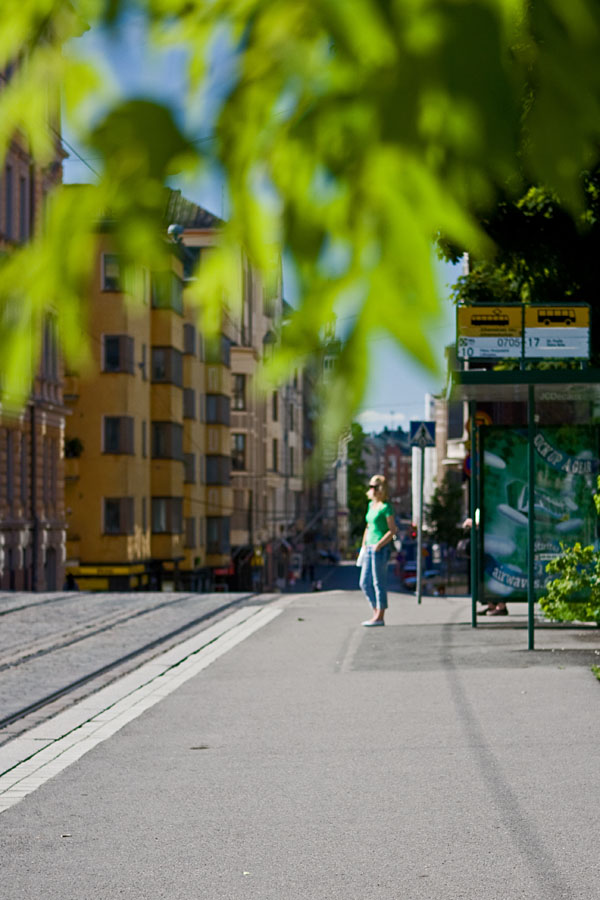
[{"x1": 452, "y1": 368, "x2": 600, "y2": 649}]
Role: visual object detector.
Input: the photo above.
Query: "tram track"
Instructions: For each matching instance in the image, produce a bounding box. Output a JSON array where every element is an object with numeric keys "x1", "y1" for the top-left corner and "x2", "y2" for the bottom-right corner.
[
  {"x1": 0, "y1": 592, "x2": 209, "y2": 670},
  {"x1": 0, "y1": 593, "x2": 78, "y2": 617},
  {"x1": 0, "y1": 591, "x2": 257, "y2": 734}
]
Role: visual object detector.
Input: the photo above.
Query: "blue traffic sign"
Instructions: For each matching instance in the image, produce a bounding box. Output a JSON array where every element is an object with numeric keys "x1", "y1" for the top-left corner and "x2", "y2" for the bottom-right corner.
[{"x1": 410, "y1": 420, "x2": 436, "y2": 448}]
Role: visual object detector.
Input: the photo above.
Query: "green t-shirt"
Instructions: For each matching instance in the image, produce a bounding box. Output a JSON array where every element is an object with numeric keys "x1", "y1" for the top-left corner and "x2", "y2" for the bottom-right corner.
[{"x1": 365, "y1": 501, "x2": 394, "y2": 546}]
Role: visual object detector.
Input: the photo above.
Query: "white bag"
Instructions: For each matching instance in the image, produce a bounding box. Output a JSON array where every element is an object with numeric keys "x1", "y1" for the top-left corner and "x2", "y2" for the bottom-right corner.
[{"x1": 356, "y1": 546, "x2": 366, "y2": 567}]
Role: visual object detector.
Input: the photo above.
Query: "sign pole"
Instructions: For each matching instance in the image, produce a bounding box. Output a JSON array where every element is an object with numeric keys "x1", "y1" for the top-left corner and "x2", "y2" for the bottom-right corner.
[
  {"x1": 416, "y1": 444, "x2": 425, "y2": 605},
  {"x1": 527, "y1": 384, "x2": 535, "y2": 650},
  {"x1": 410, "y1": 420, "x2": 436, "y2": 605},
  {"x1": 469, "y1": 402, "x2": 477, "y2": 626}
]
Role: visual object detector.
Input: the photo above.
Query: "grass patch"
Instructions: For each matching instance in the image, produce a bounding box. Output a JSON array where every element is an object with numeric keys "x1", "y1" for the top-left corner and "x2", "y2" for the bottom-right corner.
[{"x1": 591, "y1": 666, "x2": 600, "y2": 682}]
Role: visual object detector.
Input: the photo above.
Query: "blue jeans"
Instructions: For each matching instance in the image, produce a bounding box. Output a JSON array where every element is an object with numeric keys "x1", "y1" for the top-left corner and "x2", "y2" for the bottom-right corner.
[{"x1": 359, "y1": 545, "x2": 390, "y2": 610}]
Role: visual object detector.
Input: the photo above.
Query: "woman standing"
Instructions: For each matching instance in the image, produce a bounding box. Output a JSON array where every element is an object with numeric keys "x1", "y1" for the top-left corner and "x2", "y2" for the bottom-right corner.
[{"x1": 359, "y1": 475, "x2": 396, "y2": 626}]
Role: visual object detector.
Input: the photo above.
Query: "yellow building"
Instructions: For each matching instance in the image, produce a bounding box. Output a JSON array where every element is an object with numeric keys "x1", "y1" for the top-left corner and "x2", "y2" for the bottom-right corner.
[
  {"x1": 178, "y1": 204, "x2": 306, "y2": 590},
  {"x1": 65, "y1": 207, "x2": 232, "y2": 590}
]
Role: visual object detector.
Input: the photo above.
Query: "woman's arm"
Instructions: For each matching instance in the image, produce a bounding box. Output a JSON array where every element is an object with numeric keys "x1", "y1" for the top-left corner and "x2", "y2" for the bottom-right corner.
[{"x1": 375, "y1": 515, "x2": 397, "y2": 551}]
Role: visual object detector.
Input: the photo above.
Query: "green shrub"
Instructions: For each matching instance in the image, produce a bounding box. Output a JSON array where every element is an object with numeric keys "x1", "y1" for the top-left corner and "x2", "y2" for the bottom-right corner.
[{"x1": 540, "y1": 542, "x2": 600, "y2": 624}]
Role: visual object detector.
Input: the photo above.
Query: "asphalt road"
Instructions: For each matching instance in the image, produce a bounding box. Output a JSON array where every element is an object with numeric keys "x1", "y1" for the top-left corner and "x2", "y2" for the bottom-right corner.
[{"x1": 1, "y1": 588, "x2": 599, "y2": 899}]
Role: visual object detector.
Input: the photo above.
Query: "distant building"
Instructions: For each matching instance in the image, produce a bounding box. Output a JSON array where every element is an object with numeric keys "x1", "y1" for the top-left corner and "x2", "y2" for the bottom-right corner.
[
  {"x1": 411, "y1": 385, "x2": 468, "y2": 529},
  {"x1": 320, "y1": 336, "x2": 350, "y2": 555},
  {"x1": 0, "y1": 61, "x2": 66, "y2": 590},
  {"x1": 363, "y1": 428, "x2": 412, "y2": 518}
]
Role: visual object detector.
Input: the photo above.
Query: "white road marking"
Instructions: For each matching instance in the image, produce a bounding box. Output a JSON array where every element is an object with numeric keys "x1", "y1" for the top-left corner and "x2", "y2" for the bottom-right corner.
[{"x1": 0, "y1": 604, "x2": 282, "y2": 812}]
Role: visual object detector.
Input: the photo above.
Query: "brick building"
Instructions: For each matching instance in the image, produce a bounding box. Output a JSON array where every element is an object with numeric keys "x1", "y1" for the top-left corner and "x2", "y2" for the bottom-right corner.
[{"x1": 0, "y1": 63, "x2": 67, "y2": 590}]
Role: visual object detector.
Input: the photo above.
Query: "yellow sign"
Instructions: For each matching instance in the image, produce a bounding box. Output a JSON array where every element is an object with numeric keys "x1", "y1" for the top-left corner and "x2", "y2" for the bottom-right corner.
[
  {"x1": 524, "y1": 306, "x2": 589, "y2": 328},
  {"x1": 457, "y1": 306, "x2": 522, "y2": 360},
  {"x1": 525, "y1": 305, "x2": 589, "y2": 359},
  {"x1": 457, "y1": 303, "x2": 590, "y2": 360},
  {"x1": 458, "y1": 306, "x2": 522, "y2": 337}
]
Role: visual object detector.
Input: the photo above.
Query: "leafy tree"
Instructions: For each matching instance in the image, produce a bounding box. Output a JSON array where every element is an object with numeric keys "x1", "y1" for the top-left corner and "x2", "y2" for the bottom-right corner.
[
  {"x1": 4, "y1": 2, "x2": 600, "y2": 434},
  {"x1": 347, "y1": 421, "x2": 368, "y2": 542},
  {"x1": 441, "y1": 172, "x2": 600, "y2": 358},
  {"x1": 425, "y1": 472, "x2": 464, "y2": 580}
]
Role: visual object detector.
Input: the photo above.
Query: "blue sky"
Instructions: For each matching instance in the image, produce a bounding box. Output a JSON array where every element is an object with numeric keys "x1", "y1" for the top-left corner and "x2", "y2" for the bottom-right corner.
[{"x1": 63, "y1": 15, "x2": 460, "y2": 434}]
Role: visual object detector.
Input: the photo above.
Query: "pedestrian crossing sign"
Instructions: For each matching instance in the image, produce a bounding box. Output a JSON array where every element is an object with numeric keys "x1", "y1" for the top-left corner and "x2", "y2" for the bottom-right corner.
[{"x1": 410, "y1": 421, "x2": 436, "y2": 448}]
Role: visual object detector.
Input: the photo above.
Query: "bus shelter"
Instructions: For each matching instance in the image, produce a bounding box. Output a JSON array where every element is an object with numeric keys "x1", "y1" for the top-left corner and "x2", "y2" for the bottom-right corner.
[{"x1": 451, "y1": 368, "x2": 600, "y2": 649}]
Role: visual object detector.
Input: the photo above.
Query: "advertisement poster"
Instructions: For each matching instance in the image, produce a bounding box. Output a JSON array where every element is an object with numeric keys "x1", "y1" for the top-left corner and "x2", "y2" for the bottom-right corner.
[{"x1": 481, "y1": 426, "x2": 599, "y2": 602}]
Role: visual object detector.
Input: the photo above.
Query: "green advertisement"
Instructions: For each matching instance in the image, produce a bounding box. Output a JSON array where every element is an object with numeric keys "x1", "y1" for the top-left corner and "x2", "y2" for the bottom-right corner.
[{"x1": 481, "y1": 426, "x2": 600, "y2": 602}]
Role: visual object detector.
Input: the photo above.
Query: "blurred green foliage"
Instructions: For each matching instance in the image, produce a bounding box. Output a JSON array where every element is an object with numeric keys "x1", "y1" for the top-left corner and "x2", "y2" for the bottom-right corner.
[{"x1": 3, "y1": 1, "x2": 600, "y2": 434}]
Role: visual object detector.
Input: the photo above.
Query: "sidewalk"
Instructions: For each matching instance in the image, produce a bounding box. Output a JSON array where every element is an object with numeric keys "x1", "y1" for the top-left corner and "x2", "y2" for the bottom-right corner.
[{"x1": 1, "y1": 590, "x2": 600, "y2": 900}]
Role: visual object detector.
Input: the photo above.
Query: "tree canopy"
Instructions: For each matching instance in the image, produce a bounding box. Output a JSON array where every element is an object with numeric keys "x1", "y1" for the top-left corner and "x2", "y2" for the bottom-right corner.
[
  {"x1": 425, "y1": 471, "x2": 464, "y2": 549},
  {"x1": 4, "y1": 1, "x2": 600, "y2": 433},
  {"x1": 347, "y1": 421, "x2": 368, "y2": 542},
  {"x1": 441, "y1": 171, "x2": 600, "y2": 359}
]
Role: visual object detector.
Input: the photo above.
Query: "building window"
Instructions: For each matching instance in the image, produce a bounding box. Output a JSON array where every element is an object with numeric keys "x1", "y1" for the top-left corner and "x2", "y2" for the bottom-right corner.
[
  {"x1": 183, "y1": 246, "x2": 203, "y2": 279},
  {"x1": 184, "y1": 452, "x2": 196, "y2": 484},
  {"x1": 6, "y1": 430, "x2": 14, "y2": 507},
  {"x1": 103, "y1": 335, "x2": 134, "y2": 373},
  {"x1": 42, "y1": 436, "x2": 50, "y2": 509},
  {"x1": 183, "y1": 388, "x2": 196, "y2": 419},
  {"x1": 205, "y1": 394, "x2": 230, "y2": 425},
  {"x1": 104, "y1": 497, "x2": 134, "y2": 535},
  {"x1": 184, "y1": 516, "x2": 196, "y2": 549},
  {"x1": 206, "y1": 454, "x2": 231, "y2": 485},
  {"x1": 103, "y1": 417, "x2": 134, "y2": 454},
  {"x1": 289, "y1": 447, "x2": 294, "y2": 477},
  {"x1": 231, "y1": 433, "x2": 246, "y2": 471},
  {"x1": 151, "y1": 272, "x2": 183, "y2": 314},
  {"x1": 272, "y1": 391, "x2": 278, "y2": 422},
  {"x1": 142, "y1": 496, "x2": 147, "y2": 532},
  {"x1": 205, "y1": 334, "x2": 230, "y2": 366},
  {"x1": 102, "y1": 254, "x2": 121, "y2": 291},
  {"x1": 51, "y1": 437, "x2": 58, "y2": 508},
  {"x1": 289, "y1": 405, "x2": 294, "y2": 432},
  {"x1": 272, "y1": 438, "x2": 278, "y2": 472},
  {"x1": 151, "y1": 347, "x2": 183, "y2": 386},
  {"x1": 206, "y1": 516, "x2": 230, "y2": 555},
  {"x1": 151, "y1": 422, "x2": 183, "y2": 460},
  {"x1": 20, "y1": 433, "x2": 27, "y2": 506},
  {"x1": 151, "y1": 497, "x2": 183, "y2": 534},
  {"x1": 19, "y1": 176, "x2": 28, "y2": 242},
  {"x1": 41, "y1": 315, "x2": 59, "y2": 382},
  {"x1": 142, "y1": 420, "x2": 147, "y2": 458},
  {"x1": 5, "y1": 165, "x2": 13, "y2": 239},
  {"x1": 232, "y1": 374, "x2": 246, "y2": 410},
  {"x1": 183, "y1": 323, "x2": 196, "y2": 355}
]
